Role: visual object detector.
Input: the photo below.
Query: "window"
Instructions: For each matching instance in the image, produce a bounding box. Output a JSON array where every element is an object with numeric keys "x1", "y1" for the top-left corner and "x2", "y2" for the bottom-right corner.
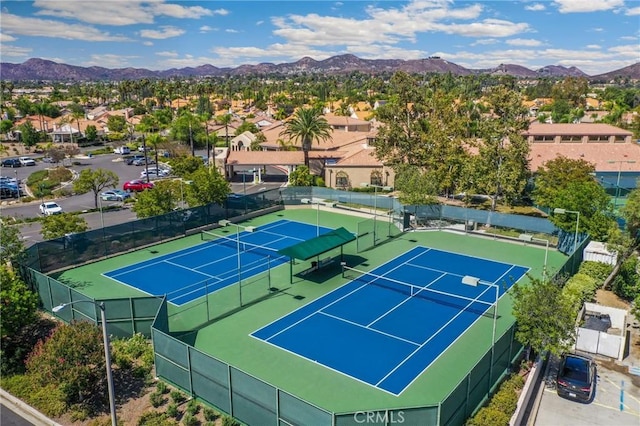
[
  {"x1": 336, "y1": 172, "x2": 349, "y2": 188},
  {"x1": 533, "y1": 135, "x2": 554, "y2": 143},
  {"x1": 614, "y1": 135, "x2": 626, "y2": 143},
  {"x1": 560, "y1": 135, "x2": 582, "y2": 143},
  {"x1": 587, "y1": 135, "x2": 610, "y2": 143},
  {"x1": 370, "y1": 170, "x2": 383, "y2": 186}
]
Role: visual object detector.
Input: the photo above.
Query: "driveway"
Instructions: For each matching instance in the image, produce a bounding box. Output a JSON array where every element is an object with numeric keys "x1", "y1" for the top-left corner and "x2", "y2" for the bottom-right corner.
[{"x1": 534, "y1": 356, "x2": 640, "y2": 426}]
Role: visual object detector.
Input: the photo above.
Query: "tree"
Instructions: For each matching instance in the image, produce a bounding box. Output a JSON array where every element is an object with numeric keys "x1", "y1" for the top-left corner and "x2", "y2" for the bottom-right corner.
[
  {"x1": 0, "y1": 224, "x2": 25, "y2": 266},
  {"x1": 532, "y1": 156, "x2": 596, "y2": 208},
  {"x1": 288, "y1": 165, "x2": 314, "y2": 186},
  {"x1": 25, "y1": 321, "x2": 106, "y2": 406},
  {"x1": 132, "y1": 181, "x2": 176, "y2": 218},
  {"x1": 184, "y1": 167, "x2": 230, "y2": 207},
  {"x1": 106, "y1": 115, "x2": 126, "y2": 133},
  {"x1": 171, "y1": 156, "x2": 205, "y2": 178},
  {"x1": 622, "y1": 184, "x2": 640, "y2": 244},
  {"x1": 466, "y1": 86, "x2": 530, "y2": 210},
  {"x1": 216, "y1": 113, "x2": 233, "y2": 148},
  {"x1": 0, "y1": 265, "x2": 38, "y2": 339},
  {"x1": 73, "y1": 168, "x2": 119, "y2": 209},
  {"x1": 41, "y1": 213, "x2": 88, "y2": 240},
  {"x1": 18, "y1": 120, "x2": 40, "y2": 148},
  {"x1": 85, "y1": 124, "x2": 98, "y2": 142},
  {"x1": 394, "y1": 164, "x2": 439, "y2": 205},
  {"x1": 279, "y1": 107, "x2": 332, "y2": 167},
  {"x1": 511, "y1": 277, "x2": 576, "y2": 358}
]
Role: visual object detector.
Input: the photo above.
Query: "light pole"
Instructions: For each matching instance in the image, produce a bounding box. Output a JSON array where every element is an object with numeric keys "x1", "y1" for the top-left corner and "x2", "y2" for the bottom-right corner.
[
  {"x1": 360, "y1": 183, "x2": 393, "y2": 245},
  {"x1": 15, "y1": 169, "x2": 20, "y2": 202},
  {"x1": 553, "y1": 208, "x2": 580, "y2": 254},
  {"x1": 519, "y1": 234, "x2": 549, "y2": 281},
  {"x1": 608, "y1": 160, "x2": 636, "y2": 210},
  {"x1": 301, "y1": 198, "x2": 320, "y2": 236},
  {"x1": 462, "y1": 276, "x2": 500, "y2": 385},
  {"x1": 52, "y1": 301, "x2": 116, "y2": 426},
  {"x1": 218, "y1": 220, "x2": 256, "y2": 303}
]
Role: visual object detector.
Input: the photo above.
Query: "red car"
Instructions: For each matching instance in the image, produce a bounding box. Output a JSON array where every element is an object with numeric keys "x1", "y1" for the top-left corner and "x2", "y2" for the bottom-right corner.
[{"x1": 123, "y1": 179, "x2": 154, "y2": 192}]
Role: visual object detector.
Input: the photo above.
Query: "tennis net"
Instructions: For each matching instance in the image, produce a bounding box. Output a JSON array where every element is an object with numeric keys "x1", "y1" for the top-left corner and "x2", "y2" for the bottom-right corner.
[
  {"x1": 343, "y1": 265, "x2": 495, "y2": 317},
  {"x1": 201, "y1": 230, "x2": 282, "y2": 258}
]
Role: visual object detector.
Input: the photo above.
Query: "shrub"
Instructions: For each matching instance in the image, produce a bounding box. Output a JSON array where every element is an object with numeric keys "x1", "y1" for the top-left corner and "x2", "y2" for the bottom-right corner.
[
  {"x1": 166, "y1": 402, "x2": 180, "y2": 418},
  {"x1": 171, "y1": 390, "x2": 186, "y2": 404},
  {"x1": 466, "y1": 407, "x2": 510, "y2": 426},
  {"x1": 150, "y1": 391, "x2": 165, "y2": 408},
  {"x1": 203, "y1": 407, "x2": 218, "y2": 421},
  {"x1": 488, "y1": 388, "x2": 518, "y2": 413},
  {"x1": 182, "y1": 414, "x2": 200, "y2": 426},
  {"x1": 186, "y1": 399, "x2": 200, "y2": 416},
  {"x1": 1, "y1": 375, "x2": 66, "y2": 417},
  {"x1": 111, "y1": 333, "x2": 154, "y2": 377},
  {"x1": 579, "y1": 261, "x2": 614, "y2": 284},
  {"x1": 562, "y1": 273, "x2": 598, "y2": 310},
  {"x1": 156, "y1": 381, "x2": 168, "y2": 394},
  {"x1": 221, "y1": 416, "x2": 240, "y2": 426},
  {"x1": 137, "y1": 411, "x2": 178, "y2": 426}
]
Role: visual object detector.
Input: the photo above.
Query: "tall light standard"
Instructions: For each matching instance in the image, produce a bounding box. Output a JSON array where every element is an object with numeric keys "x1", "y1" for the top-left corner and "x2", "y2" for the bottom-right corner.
[
  {"x1": 301, "y1": 198, "x2": 320, "y2": 236},
  {"x1": 98, "y1": 195, "x2": 105, "y2": 229},
  {"x1": 608, "y1": 160, "x2": 636, "y2": 210},
  {"x1": 462, "y1": 276, "x2": 500, "y2": 384},
  {"x1": 52, "y1": 301, "x2": 116, "y2": 426},
  {"x1": 519, "y1": 234, "x2": 550, "y2": 281},
  {"x1": 15, "y1": 169, "x2": 20, "y2": 202},
  {"x1": 553, "y1": 208, "x2": 580, "y2": 254}
]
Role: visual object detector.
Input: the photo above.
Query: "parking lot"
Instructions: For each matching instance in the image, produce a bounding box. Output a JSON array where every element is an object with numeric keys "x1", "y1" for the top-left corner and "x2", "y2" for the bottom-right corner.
[{"x1": 535, "y1": 356, "x2": 640, "y2": 426}]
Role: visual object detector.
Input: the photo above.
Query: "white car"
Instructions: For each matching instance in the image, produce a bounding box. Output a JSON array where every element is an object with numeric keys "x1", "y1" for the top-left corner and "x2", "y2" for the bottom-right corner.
[
  {"x1": 19, "y1": 156, "x2": 36, "y2": 166},
  {"x1": 140, "y1": 168, "x2": 169, "y2": 179},
  {"x1": 39, "y1": 201, "x2": 63, "y2": 215}
]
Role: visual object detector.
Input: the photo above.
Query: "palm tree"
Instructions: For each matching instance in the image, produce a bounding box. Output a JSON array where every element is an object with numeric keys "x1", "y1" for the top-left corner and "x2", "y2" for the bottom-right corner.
[
  {"x1": 216, "y1": 113, "x2": 232, "y2": 149},
  {"x1": 279, "y1": 107, "x2": 332, "y2": 167}
]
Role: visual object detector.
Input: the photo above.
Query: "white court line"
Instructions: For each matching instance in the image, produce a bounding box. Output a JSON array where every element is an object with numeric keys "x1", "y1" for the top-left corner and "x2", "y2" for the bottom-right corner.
[
  {"x1": 164, "y1": 260, "x2": 216, "y2": 278},
  {"x1": 318, "y1": 311, "x2": 421, "y2": 346},
  {"x1": 264, "y1": 249, "x2": 427, "y2": 342},
  {"x1": 375, "y1": 282, "x2": 494, "y2": 387},
  {"x1": 366, "y1": 272, "x2": 448, "y2": 328}
]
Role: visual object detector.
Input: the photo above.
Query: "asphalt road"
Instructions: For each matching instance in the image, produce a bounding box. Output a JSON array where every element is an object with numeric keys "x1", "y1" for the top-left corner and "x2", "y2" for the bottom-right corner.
[{"x1": 0, "y1": 404, "x2": 35, "y2": 426}]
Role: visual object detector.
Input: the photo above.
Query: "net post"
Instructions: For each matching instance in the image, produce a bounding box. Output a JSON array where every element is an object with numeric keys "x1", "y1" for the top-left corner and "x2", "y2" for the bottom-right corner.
[{"x1": 340, "y1": 261, "x2": 347, "y2": 278}]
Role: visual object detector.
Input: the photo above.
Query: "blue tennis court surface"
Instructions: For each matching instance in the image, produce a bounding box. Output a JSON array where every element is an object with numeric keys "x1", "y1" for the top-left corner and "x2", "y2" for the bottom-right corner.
[
  {"x1": 252, "y1": 246, "x2": 529, "y2": 395},
  {"x1": 103, "y1": 220, "x2": 332, "y2": 305}
]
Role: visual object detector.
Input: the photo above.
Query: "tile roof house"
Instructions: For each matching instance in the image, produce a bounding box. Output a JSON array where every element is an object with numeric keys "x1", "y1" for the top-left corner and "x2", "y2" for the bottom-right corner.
[{"x1": 525, "y1": 122, "x2": 639, "y2": 172}]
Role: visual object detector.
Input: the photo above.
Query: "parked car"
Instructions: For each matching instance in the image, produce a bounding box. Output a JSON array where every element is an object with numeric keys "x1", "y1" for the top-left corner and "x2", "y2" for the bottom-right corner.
[
  {"x1": 124, "y1": 154, "x2": 146, "y2": 165},
  {"x1": 100, "y1": 189, "x2": 131, "y2": 201},
  {"x1": 123, "y1": 179, "x2": 154, "y2": 192},
  {"x1": 114, "y1": 146, "x2": 131, "y2": 155},
  {"x1": 556, "y1": 353, "x2": 597, "y2": 403},
  {"x1": 0, "y1": 176, "x2": 19, "y2": 185},
  {"x1": 41, "y1": 156, "x2": 55, "y2": 163},
  {"x1": 39, "y1": 201, "x2": 63, "y2": 215},
  {"x1": 18, "y1": 156, "x2": 36, "y2": 166},
  {"x1": 133, "y1": 157, "x2": 155, "y2": 166},
  {"x1": 1, "y1": 158, "x2": 22, "y2": 168},
  {"x1": 0, "y1": 184, "x2": 19, "y2": 199},
  {"x1": 140, "y1": 168, "x2": 169, "y2": 179}
]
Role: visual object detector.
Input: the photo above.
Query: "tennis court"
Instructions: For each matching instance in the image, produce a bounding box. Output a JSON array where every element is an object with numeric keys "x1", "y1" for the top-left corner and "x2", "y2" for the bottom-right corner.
[
  {"x1": 103, "y1": 219, "x2": 331, "y2": 305},
  {"x1": 252, "y1": 246, "x2": 529, "y2": 395}
]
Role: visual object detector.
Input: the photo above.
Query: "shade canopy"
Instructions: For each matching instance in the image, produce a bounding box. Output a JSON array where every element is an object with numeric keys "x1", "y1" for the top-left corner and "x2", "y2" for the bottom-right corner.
[{"x1": 277, "y1": 227, "x2": 355, "y2": 261}]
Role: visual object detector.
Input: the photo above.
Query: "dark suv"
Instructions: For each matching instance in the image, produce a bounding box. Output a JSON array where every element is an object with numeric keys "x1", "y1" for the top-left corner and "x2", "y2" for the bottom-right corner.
[
  {"x1": 1, "y1": 158, "x2": 22, "y2": 168},
  {"x1": 556, "y1": 353, "x2": 597, "y2": 402}
]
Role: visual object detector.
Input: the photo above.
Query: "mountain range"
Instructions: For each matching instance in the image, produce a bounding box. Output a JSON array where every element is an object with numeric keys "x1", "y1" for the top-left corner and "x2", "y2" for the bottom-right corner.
[{"x1": 1, "y1": 55, "x2": 639, "y2": 82}]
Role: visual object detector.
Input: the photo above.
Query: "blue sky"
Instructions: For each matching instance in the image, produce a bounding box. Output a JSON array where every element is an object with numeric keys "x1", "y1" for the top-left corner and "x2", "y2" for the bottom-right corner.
[{"x1": 1, "y1": 0, "x2": 638, "y2": 75}]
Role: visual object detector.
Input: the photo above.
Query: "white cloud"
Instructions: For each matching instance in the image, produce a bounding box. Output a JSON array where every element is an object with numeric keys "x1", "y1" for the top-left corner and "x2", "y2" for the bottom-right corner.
[
  {"x1": 211, "y1": 9, "x2": 229, "y2": 16},
  {"x1": 84, "y1": 54, "x2": 139, "y2": 68},
  {"x1": 430, "y1": 19, "x2": 531, "y2": 37},
  {"x1": 256, "y1": 20, "x2": 264, "y2": 26},
  {"x1": 506, "y1": 38, "x2": 543, "y2": 47},
  {"x1": 0, "y1": 33, "x2": 17, "y2": 42},
  {"x1": 471, "y1": 39, "x2": 499, "y2": 46},
  {"x1": 199, "y1": 26, "x2": 214, "y2": 32},
  {"x1": 0, "y1": 44, "x2": 32, "y2": 57},
  {"x1": 1, "y1": 13, "x2": 129, "y2": 41},
  {"x1": 586, "y1": 44, "x2": 601, "y2": 49},
  {"x1": 553, "y1": 0, "x2": 625, "y2": 13},
  {"x1": 32, "y1": 0, "x2": 214, "y2": 26},
  {"x1": 143, "y1": 41, "x2": 153, "y2": 46},
  {"x1": 626, "y1": 6, "x2": 640, "y2": 15},
  {"x1": 225, "y1": 29, "x2": 239, "y2": 34},
  {"x1": 156, "y1": 51, "x2": 178, "y2": 57},
  {"x1": 139, "y1": 26, "x2": 185, "y2": 40},
  {"x1": 525, "y1": 4, "x2": 546, "y2": 12}
]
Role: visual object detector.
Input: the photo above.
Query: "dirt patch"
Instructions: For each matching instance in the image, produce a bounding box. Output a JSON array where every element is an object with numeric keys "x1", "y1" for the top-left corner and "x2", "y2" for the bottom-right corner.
[{"x1": 595, "y1": 289, "x2": 631, "y2": 309}]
